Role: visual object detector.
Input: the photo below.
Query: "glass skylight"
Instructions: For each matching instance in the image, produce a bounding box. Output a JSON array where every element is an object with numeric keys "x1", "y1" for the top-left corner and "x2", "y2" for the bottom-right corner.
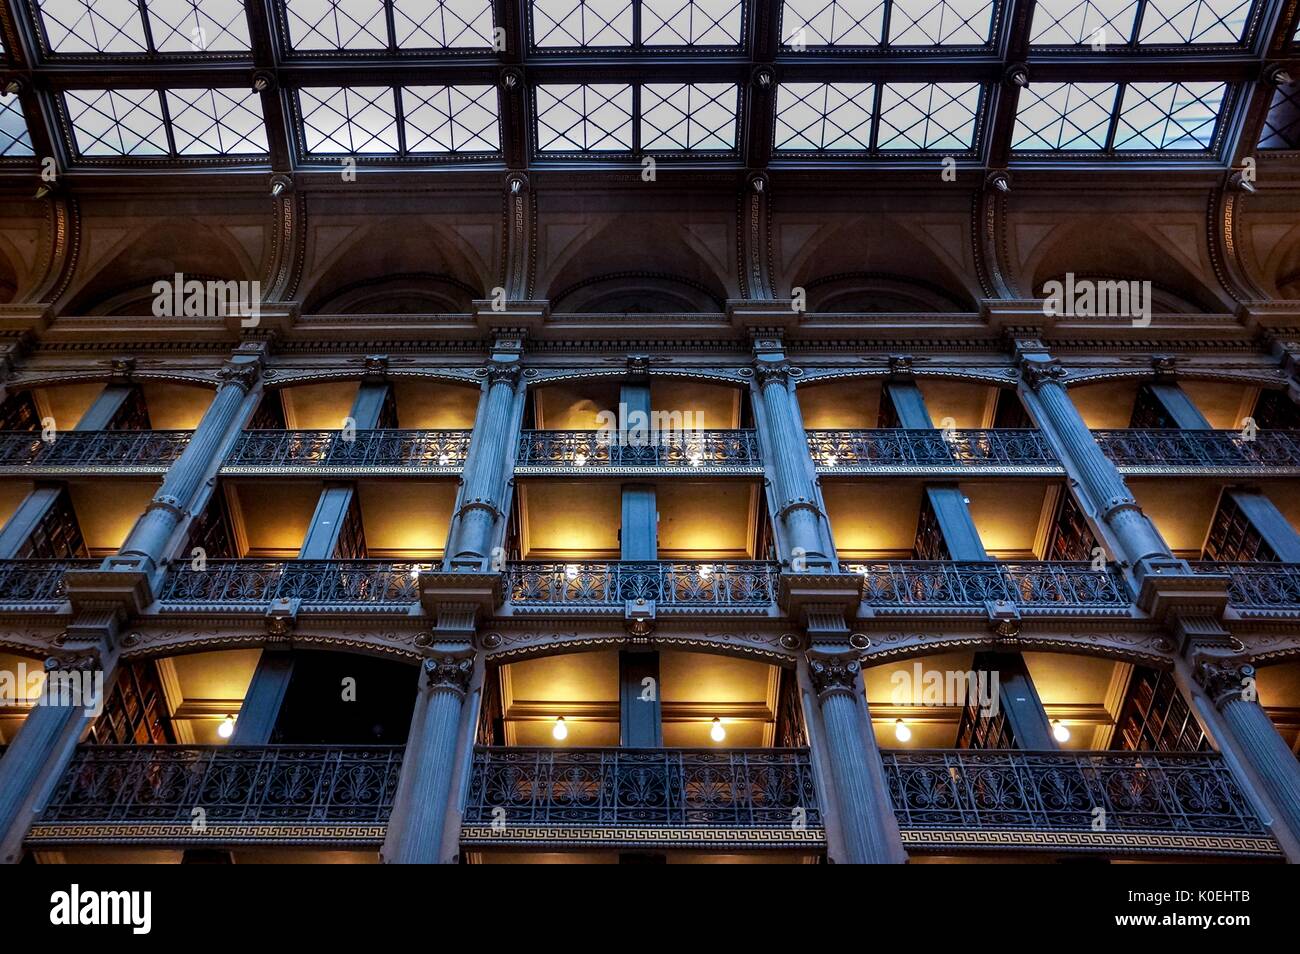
[
  {"x1": 64, "y1": 87, "x2": 269, "y2": 157},
  {"x1": 774, "y1": 82, "x2": 981, "y2": 151},
  {"x1": 877, "y1": 82, "x2": 981, "y2": 149},
  {"x1": 1258, "y1": 84, "x2": 1300, "y2": 150},
  {"x1": 298, "y1": 86, "x2": 400, "y2": 153},
  {"x1": 774, "y1": 83, "x2": 874, "y2": 150},
  {"x1": 1011, "y1": 81, "x2": 1228, "y2": 152},
  {"x1": 530, "y1": 0, "x2": 742, "y2": 47},
  {"x1": 641, "y1": 83, "x2": 738, "y2": 150},
  {"x1": 37, "y1": 0, "x2": 252, "y2": 54},
  {"x1": 401, "y1": 85, "x2": 501, "y2": 153},
  {"x1": 779, "y1": 0, "x2": 995, "y2": 47},
  {"x1": 282, "y1": 0, "x2": 495, "y2": 50},
  {"x1": 535, "y1": 84, "x2": 634, "y2": 152},
  {"x1": 0, "y1": 94, "x2": 34, "y2": 157},
  {"x1": 1029, "y1": 0, "x2": 1253, "y2": 46}
]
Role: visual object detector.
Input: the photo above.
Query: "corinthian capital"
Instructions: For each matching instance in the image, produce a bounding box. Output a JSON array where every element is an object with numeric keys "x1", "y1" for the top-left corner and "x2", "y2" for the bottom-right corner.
[
  {"x1": 806, "y1": 652, "x2": 861, "y2": 698},
  {"x1": 1017, "y1": 355, "x2": 1066, "y2": 392},
  {"x1": 423, "y1": 655, "x2": 474, "y2": 695},
  {"x1": 754, "y1": 360, "x2": 796, "y2": 387},
  {"x1": 483, "y1": 360, "x2": 523, "y2": 387},
  {"x1": 1194, "y1": 657, "x2": 1256, "y2": 710},
  {"x1": 216, "y1": 357, "x2": 262, "y2": 392}
]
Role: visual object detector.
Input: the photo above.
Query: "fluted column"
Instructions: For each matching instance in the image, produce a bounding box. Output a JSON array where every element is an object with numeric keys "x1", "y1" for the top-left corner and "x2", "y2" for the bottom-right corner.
[
  {"x1": 0, "y1": 654, "x2": 104, "y2": 863},
  {"x1": 807, "y1": 653, "x2": 906, "y2": 864},
  {"x1": 113, "y1": 352, "x2": 262, "y2": 573},
  {"x1": 1017, "y1": 352, "x2": 1171, "y2": 574},
  {"x1": 1197, "y1": 659, "x2": 1300, "y2": 855},
  {"x1": 755, "y1": 360, "x2": 831, "y2": 568},
  {"x1": 382, "y1": 655, "x2": 474, "y2": 864},
  {"x1": 446, "y1": 360, "x2": 522, "y2": 569}
]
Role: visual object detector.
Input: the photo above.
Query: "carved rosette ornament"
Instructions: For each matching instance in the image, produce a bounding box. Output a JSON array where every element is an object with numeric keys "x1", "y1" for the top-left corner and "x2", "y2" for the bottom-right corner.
[
  {"x1": 1195, "y1": 657, "x2": 1256, "y2": 710},
  {"x1": 424, "y1": 655, "x2": 474, "y2": 696},
  {"x1": 807, "y1": 653, "x2": 861, "y2": 699}
]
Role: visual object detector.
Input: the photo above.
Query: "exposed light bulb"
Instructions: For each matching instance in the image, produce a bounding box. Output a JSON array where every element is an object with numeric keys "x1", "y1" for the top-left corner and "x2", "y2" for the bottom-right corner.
[
  {"x1": 1052, "y1": 720, "x2": 1070, "y2": 743},
  {"x1": 894, "y1": 719, "x2": 912, "y2": 743},
  {"x1": 409, "y1": 566, "x2": 421, "y2": 579},
  {"x1": 437, "y1": 453, "x2": 450, "y2": 466},
  {"x1": 552, "y1": 716, "x2": 568, "y2": 741},
  {"x1": 698, "y1": 564, "x2": 714, "y2": 580},
  {"x1": 217, "y1": 715, "x2": 236, "y2": 740},
  {"x1": 574, "y1": 452, "x2": 588, "y2": 467},
  {"x1": 825, "y1": 454, "x2": 838, "y2": 467},
  {"x1": 710, "y1": 717, "x2": 726, "y2": 742},
  {"x1": 565, "y1": 564, "x2": 579, "y2": 580}
]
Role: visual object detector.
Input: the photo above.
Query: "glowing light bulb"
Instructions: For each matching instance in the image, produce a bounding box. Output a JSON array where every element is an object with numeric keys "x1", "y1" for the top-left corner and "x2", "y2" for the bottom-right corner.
[
  {"x1": 698, "y1": 564, "x2": 714, "y2": 580},
  {"x1": 217, "y1": 715, "x2": 236, "y2": 740},
  {"x1": 1052, "y1": 720, "x2": 1070, "y2": 743},
  {"x1": 825, "y1": 454, "x2": 838, "y2": 467},
  {"x1": 894, "y1": 719, "x2": 912, "y2": 743},
  {"x1": 574, "y1": 452, "x2": 588, "y2": 467},
  {"x1": 710, "y1": 718, "x2": 726, "y2": 742},
  {"x1": 565, "y1": 564, "x2": 579, "y2": 581},
  {"x1": 437, "y1": 453, "x2": 450, "y2": 466},
  {"x1": 553, "y1": 716, "x2": 568, "y2": 741},
  {"x1": 688, "y1": 452, "x2": 702, "y2": 467},
  {"x1": 409, "y1": 566, "x2": 421, "y2": 579}
]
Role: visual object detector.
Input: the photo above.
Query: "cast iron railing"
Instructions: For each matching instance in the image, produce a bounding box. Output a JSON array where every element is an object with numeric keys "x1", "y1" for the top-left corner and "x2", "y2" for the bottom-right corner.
[
  {"x1": 159, "y1": 560, "x2": 431, "y2": 608},
  {"x1": 844, "y1": 560, "x2": 1130, "y2": 611},
  {"x1": 1193, "y1": 561, "x2": 1300, "y2": 612},
  {"x1": 516, "y1": 429, "x2": 762, "y2": 469},
  {"x1": 40, "y1": 745, "x2": 402, "y2": 825},
  {"x1": 882, "y1": 750, "x2": 1265, "y2": 836},
  {"x1": 505, "y1": 561, "x2": 779, "y2": 609},
  {"x1": 463, "y1": 747, "x2": 819, "y2": 829},
  {"x1": 0, "y1": 559, "x2": 100, "y2": 604},
  {"x1": 1093, "y1": 428, "x2": 1300, "y2": 472},
  {"x1": 0, "y1": 430, "x2": 192, "y2": 471},
  {"x1": 807, "y1": 429, "x2": 1059, "y2": 470},
  {"x1": 224, "y1": 429, "x2": 471, "y2": 471}
]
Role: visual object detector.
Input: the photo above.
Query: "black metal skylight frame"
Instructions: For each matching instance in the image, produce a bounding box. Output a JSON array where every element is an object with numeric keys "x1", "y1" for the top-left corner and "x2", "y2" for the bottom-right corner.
[
  {"x1": 776, "y1": 0, "x2": 1006, "y2": 54},
  {"x1": 526, "y1": 0, "x2": 749, "y2": 53},
  {"x1": 23, "y1": 0, "x2": 255, "y2": 61},
  {"x1": 271, "y1": 0, "x2": 498, "y2": 58},
  {"x1": 1026, "y1": 0, "x2": 1269, "y2": 53}
]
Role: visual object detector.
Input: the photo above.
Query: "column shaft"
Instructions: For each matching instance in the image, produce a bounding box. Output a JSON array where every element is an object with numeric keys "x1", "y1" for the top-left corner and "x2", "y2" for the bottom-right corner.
[
  {"x1": 756, "y1": 364, "x2": 829, "y2": 566},
  {"x1": 447, "y1": 364, "x2": 520, "y2": 568}
]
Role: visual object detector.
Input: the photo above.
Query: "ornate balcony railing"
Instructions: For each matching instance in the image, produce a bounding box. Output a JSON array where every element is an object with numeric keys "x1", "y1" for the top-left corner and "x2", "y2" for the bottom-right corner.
[
  {"x1": 158, "y1": 560, "x2": 431, "y2": 609},
  {"x1": 0, "y1": 430, "x2": 191, "y2": 474},
  {"x1": 882, "y1": 749, "x2": 1276, "y2": 857},
  {"x1": 844, "y1": 560, "x2": 1130, "y2": 615},
  {"x1": 28, "y1": 745, "x2": 402, "y2": 846},
  {"x1": 516, "y1": 429, "x2": 762, "y2": 473},
  {"x1": 1193, "y1": 561, "x2": 1300, "y2": 616},
  {"x1": 505, "y1": 561, "x2": 779, "y2": 612},
  {"x1": 223, "y1": 429, "x2": 471, "y2": 474},
  {"x1": 1094, "y1": 428, "x2": 1300, "y2": 474},
  {"x1": 0, "y1": 559, "x2": 100, "y2": 606},
  {"x1": 460, "y1": 747, "x2": 824, "y2": 849},
  {"x1": 807, "y1": 429, "x2": 1060, "y2": 474}
]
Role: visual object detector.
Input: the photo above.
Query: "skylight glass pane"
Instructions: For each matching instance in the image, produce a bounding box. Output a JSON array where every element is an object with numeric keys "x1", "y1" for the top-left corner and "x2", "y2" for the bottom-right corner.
[
  {"x1": 642, "y1": 0, "x2": 744, "y2": 45},
  {"x1": 166, "y1": 88, "x2": 268, "y2": 154},
  {"x1": 532, "y1": 0, "x2": 634, "y2": 47},
  {"x1": 1011, "y1": 82, "x2": 1117, "y2": 150},
  {"x1": 888, "y1": 0, "x2": 996, "y2": 45},
  {"x1": 0, "y1": 95, "x2": 34, "y2": 157},
  {"x1": 1137, "y1": 0, "x2": 1250, "y2": 44},
  {"x1": 535, "y1": 84, "x2": 633, "y2": 151},
  {"x1": 1029, "y1": 0, "x2": 1138, "y2": 45},
  {"x1": 146, "y1": 0, "x2": 252, "y2": 52},
  {"x1": 38, "y1": 0, "x2": 149, "y2": 54},
  {"x1": 774, "y1": 83, "x2": 873, "y2": 150},
  {"x1": 393, "y1": 0, "x2": 495, "y2": 48},
  {"x1": 64, "y1": 89, "x2": 168, "y2": 156},
  {"x1": 299, "y1": 86, "x2": 400, "y2": 153},
  {"x1": 1258, "y1": 84, "x2": 1300, "y2": 150},
  {"x1": 641, "y1": 83, "x2": 738, "y2": 150},
  {"x1": 1113, "y1": 81, "x2": 1225, "y2": 150},
  {"x1": 877, "y1": 83, "x2": 980, "y2": 150},
  {"x1": 780, "y1": 0, "x2": 885, "y2": 46},
  {"x1": 283, "y1": 0, "x2": 387, "y2": 50},
  {"x1": 401, "y1": 85, "x2": 501, "y2": 152}
]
